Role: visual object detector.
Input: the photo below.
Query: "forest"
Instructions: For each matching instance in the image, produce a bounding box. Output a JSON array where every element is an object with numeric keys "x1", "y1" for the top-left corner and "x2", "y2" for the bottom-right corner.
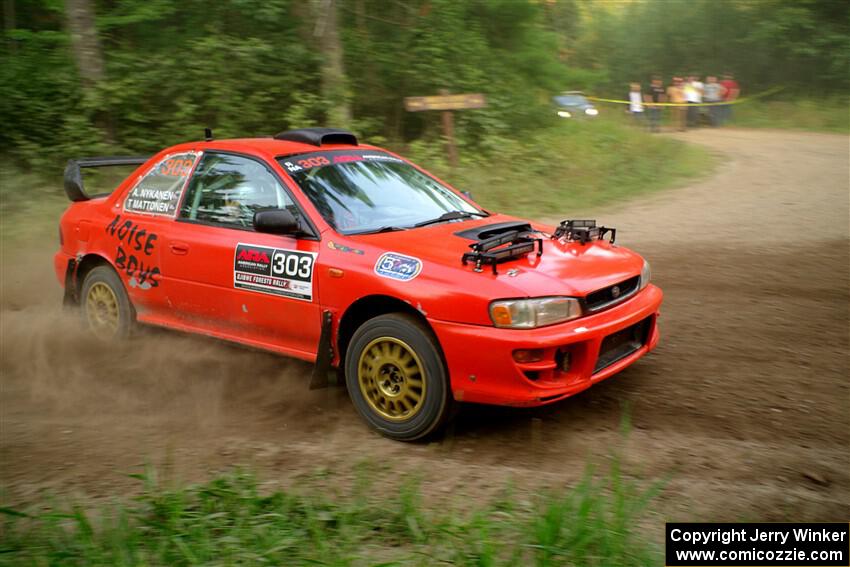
[{"x1": 1, "y1": 0, "x2": 847, "y2": 169}]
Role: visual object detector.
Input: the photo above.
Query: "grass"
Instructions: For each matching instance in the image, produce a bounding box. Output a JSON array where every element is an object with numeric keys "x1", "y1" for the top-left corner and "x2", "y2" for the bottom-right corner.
[
  {"x1": 0, "y1": 162, "x2": 142, "y2": 244},
  {"x1": 0, "y1": 164, "x2": 68, "y2": 244},
  {"x1": 410, "y1": 117, "x2": 715, "y2": 221},
  {"x1": 0, "y1": 118, "x2": 713, "y2": 243},
  {"x1": 731, "y1": 98, "x2": 848, "y2": 134},
  {"x1": 0, "y1": 461, "x2": 663, "y2": 566}
]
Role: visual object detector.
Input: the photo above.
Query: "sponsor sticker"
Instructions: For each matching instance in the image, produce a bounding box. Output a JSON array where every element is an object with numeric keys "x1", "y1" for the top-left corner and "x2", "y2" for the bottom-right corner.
[
  {"x1": 327, "y1": 240, "x2": 364, "y2": 255},
  {"x1": 234, "y1": 243, "x2": 317, "y2": 301},
  {"x1": 374, "y1": 252, "x2": 422, "y2": 282},
  {"x1": 280, "y1": 150, "x2": 403, "y2": 174}
]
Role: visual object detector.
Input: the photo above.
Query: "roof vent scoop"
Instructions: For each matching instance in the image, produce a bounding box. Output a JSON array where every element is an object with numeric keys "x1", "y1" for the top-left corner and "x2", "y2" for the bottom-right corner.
[{"x1": 273, "y1": 127, "x2": 358, "y2": 147}]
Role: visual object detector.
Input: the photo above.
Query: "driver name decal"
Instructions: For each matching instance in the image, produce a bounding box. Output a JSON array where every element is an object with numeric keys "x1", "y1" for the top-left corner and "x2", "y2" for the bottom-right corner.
[
  {"x1": 124, "y1": 151, "x2": 199, "y2": 217},
  {"x1": 234, "y1": 243, "x2": 317, "y2": 301},
  {"x1": 374, "y1": 252, "x2": 422, "y2": 282}
]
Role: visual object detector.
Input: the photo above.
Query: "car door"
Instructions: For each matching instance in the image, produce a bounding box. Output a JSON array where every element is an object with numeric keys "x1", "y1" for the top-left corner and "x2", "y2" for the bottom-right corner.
[
  {"x1": 160, "y1": 151, "x2": 322, "y2": 359},
  {"x1": 109, "y1": 150, "x2": 201, "y2": 317}
]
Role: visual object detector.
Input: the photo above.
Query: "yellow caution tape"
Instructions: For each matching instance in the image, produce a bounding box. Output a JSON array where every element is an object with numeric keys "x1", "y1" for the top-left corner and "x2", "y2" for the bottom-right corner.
[{"x1": 585, "y1": 86, "x2": 785, "y2": 107}]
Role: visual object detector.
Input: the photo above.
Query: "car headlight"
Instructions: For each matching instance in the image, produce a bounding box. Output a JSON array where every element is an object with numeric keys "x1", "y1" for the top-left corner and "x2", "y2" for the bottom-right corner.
[
  {"x1": 490, "y1": 297, "x2": 582, "y2": 329},
  {"x1": 585, "y1": 108, "x2": 599, "y2": 116},
  {"x1": 639, "y1": 259, "x2": 651, "y2": 290},
  {"x1": 557, "y1": 110, "x2": 572, "y2": 118}
]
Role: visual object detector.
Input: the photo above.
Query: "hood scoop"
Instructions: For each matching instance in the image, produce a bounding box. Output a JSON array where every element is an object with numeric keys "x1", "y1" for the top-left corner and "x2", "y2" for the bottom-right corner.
[
  {"x1": 454, "y1": 221, "x2": 533, "y2": 241},
  {"x1": 456, "y1": 219, "x2": 618, "y2": 275},
  {"x1": 459, "y1": 223, "x2": 543, "y2": 275}
]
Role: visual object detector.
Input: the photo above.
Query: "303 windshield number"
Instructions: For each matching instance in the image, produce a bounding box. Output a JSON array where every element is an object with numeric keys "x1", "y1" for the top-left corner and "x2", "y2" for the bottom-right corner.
[
  {"x1": 296, "y1": 156, "x2": 330, "y2": 169},
  {"x1": 272, "y1": 251, "x2": 313, "y2": 279}
]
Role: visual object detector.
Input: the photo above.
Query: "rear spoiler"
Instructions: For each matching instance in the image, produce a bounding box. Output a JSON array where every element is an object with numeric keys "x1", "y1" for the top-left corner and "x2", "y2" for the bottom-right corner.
[{"x1": 63, "y1": 156, "x2": 151, "y2": 202}]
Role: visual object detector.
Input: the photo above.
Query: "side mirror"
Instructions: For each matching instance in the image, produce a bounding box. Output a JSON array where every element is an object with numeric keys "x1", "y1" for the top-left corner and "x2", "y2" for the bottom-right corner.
[{"x1": 254, "y1": 209, "x2": 300, "y2": 235}]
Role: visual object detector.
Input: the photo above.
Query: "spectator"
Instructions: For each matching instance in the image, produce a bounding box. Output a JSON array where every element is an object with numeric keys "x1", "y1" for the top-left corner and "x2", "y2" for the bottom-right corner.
[
  {"x1": 666, "y1": 76, "x2": 687, "y2": 131},
  {"x1": 644, "y1": 76, "x2": 666, "y2": 133},
  {"x1": 703, "y1": 75, "x2": 726, "y2": 126},
  {"x1": 720, "y1": 73, "x2": 741, "y2": 124},
  {"x1": 684, "y1": 74, "x2": 704, "y2": 127},
  {"x1": 628, "y1": 82, "x2": 644, "y2": 124}
]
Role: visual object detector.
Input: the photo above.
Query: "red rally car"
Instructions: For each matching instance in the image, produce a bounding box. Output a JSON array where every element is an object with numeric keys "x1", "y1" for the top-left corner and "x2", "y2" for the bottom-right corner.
[{"x1": 56, "y1": 128, "x2": 662, "y2": 441}]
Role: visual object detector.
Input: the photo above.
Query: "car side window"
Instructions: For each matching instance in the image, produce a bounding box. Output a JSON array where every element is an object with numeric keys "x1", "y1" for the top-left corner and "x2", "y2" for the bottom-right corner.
[
  {"x1": 125, "y1": 152, "x2": 199, "y2": 216},
  {"x1": 179, "y1": 153, "x2": 296, "y2": 228}
]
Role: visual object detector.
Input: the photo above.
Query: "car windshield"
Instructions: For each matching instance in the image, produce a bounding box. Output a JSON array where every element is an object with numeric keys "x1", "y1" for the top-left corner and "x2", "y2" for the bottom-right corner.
[
  {"x1": 554, "y1": 94, "x2": 588, "y2": 106},
  {"x1": 278, "y1": 150, "x2": 484, "y2": 234}
]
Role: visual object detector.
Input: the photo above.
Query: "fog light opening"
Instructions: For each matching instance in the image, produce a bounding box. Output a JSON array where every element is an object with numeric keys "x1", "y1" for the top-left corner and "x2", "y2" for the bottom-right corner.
[{"x1": 513, "y1": 349, "x2": 544, "y2": 363}]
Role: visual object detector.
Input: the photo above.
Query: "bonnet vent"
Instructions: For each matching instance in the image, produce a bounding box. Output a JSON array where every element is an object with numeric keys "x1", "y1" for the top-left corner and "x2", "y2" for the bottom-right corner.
[{"x1": 273, "y1": 128, "x2": 358, "y2": 146}]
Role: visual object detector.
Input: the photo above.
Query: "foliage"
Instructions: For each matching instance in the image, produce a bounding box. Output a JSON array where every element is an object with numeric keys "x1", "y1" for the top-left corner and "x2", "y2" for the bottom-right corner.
[
  {"x1": 0, "y1": 0, "x2": 581, "y2": 167},
  {"x1": 1, "y1": 0, "x2": 322, "y2": 167},
  {"x1": 568, "y1": 0, "x2": 850, "y2": 96},
  {"x1": 0, "y1": 461, "x2": 663, "y2": 566},
  {"x1": 342, "y1": 0, "x2": 582, "y2": 144},
  {"x1": 1, "y1": 0, "x2": 845, "y2": 171}
]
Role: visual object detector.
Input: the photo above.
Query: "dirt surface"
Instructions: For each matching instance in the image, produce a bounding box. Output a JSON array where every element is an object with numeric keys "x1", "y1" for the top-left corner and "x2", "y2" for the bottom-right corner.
[{"x1": 2, "y1": 129, "x2": 848, "y2": 528}]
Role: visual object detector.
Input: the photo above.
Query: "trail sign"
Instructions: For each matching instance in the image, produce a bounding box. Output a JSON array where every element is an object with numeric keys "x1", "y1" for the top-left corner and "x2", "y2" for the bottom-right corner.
[
  {"x1": 403, "y1": 91, "x2": 488, "y2": 168},
  {"x1": 403, "y1": 93, "x2": 487, "y2": 112}
]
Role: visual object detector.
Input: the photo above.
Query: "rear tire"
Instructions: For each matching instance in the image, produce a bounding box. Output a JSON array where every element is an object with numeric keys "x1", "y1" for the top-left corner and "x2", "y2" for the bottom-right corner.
[
  {"x1": 345, "y1": 313, "x2": 452, "y2": 441},
  {"x1": 80, "y1": 265, "x2": 134, "y2": 341}
]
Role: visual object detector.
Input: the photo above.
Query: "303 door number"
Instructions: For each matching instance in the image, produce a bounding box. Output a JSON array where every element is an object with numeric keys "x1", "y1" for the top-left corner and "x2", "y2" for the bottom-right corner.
[{"x1": 272, "y1": 250, "x2": 313, "y2": 280}]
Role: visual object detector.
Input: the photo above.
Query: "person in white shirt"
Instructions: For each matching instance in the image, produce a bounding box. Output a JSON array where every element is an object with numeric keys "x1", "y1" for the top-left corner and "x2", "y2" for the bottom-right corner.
[
  {"x1": 628, "y1": 82, "x2": 644, "y2": 125},
  {"x1": 703, "y1": 75, "x2": 727, "y2": 126},
  {"x1": 685, "y1": 75, "x2": 704, "y2": 126}
]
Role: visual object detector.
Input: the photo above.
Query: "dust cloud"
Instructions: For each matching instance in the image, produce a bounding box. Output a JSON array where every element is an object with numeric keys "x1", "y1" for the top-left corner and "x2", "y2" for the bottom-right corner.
[{"x1": 0, "y1": 239, "x2": 324, "y2": 432}]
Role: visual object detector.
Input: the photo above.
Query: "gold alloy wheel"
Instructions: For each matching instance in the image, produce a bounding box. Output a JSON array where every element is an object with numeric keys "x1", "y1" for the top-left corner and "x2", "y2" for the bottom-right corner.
[
  {"x1": 85, "y1": 282, "x2": 120, "y2": 340},
  {"x1": 357, "y1": 336, "x2": 427, "y2": 421}
]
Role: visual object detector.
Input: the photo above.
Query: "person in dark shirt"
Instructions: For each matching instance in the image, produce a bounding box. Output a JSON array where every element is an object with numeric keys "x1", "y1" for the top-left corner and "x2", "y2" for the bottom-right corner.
[{"x1": 643, "y1": 76, "x2": 666, "y2": 132}]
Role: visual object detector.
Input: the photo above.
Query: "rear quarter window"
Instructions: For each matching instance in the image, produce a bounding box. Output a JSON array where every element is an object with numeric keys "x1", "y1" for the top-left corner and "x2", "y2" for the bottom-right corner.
[{"x1": 124, "y1": 152, "x2": 199, "y2": 216}]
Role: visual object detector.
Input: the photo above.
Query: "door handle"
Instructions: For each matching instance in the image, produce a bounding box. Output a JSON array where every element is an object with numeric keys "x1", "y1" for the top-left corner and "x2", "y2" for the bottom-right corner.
[{"x1": 169, "y1": 242, "x2": 189, "y2": 255}]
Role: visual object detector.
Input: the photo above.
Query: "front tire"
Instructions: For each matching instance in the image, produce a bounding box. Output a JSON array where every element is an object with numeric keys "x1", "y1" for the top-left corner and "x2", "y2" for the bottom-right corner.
[
  {"x1": 80, "y1": 265, "x2": 134, "y2": 341},
  {"x1": 345, "y1": 313, "x2": 452, "y2": 441}
]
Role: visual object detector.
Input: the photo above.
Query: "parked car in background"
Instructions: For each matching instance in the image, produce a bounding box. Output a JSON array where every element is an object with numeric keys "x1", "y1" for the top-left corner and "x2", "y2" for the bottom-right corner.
[{"x1": 553, "y1": 91, "x2": 599, "y2": 119}]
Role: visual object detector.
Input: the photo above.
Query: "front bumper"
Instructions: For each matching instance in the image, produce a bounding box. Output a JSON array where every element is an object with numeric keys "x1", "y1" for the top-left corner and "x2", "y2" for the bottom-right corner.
[{"x1": 430, "y1": 284, "x2": 662, "y2": 406}]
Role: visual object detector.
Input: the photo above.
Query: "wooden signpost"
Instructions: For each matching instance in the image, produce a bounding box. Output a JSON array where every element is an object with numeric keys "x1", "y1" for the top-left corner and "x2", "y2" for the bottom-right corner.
[{"x1": 404, "y1": 90, "x2": 487, "y2": 168}]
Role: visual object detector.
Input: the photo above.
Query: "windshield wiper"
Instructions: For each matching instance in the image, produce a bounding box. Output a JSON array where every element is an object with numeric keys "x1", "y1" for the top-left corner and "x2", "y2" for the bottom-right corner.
[
  {"x1": 350, "y1": 225, "x2": 407, "y2": 235},
  {"x1": 413, "y1": 210, "x2": 487, "y2": 228}
]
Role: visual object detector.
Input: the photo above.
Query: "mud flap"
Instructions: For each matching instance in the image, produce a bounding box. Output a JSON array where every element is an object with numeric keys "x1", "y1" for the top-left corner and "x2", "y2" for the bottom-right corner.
[
  {"x1": 62, "y1": 258, "x2": 79, "y2": 307},
  {"x1": 309, "y1": 310, "x2": 334, "y2": 389}
]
